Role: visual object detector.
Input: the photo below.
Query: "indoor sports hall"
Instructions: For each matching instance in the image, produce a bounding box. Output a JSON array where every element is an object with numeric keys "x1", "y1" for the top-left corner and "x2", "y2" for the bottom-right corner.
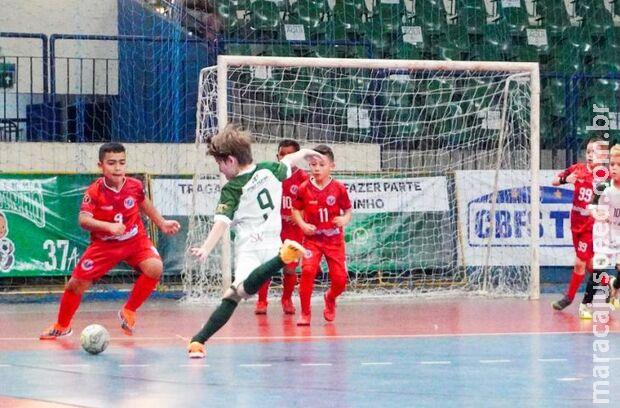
[{"x1": 2, "y1": 0, "x2": 620, "y2": 406}]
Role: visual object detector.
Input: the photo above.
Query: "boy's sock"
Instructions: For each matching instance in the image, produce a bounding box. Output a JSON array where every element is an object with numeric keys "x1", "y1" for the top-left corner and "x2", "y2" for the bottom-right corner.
[
  {"x1": 57, "y1": 289, "x2": 82, "y2": 328},
  {"x1": 257, "y1": 279, "x2": 271, "y2": 303},
  {"x1": 242, "y1": 256, "x2": 284, "y2": 295},
  {"x1": 125, "y1": 274, "x2": 159, "y2": 312},
  {"x1": 191, "y1": 298, "x2": 238, "y2": 344},
  {"x1": 566, "y1": 269, "x2": 586, "y2": 302}
]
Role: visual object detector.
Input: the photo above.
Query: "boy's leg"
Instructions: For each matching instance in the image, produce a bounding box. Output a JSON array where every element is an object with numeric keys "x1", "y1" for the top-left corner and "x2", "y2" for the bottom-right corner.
[
  {"x1": 40, "y1": 242, "x2": 114, "y2": 340},
  {"x1": 323, "y1": 241, "x2": 348, "y2": 322},
  {"x1": 298, "y1": 241, "x2": 322, "y2": 325},
  {"x1": 189, "y1": 240, "x2": 305, "y2": 358},
  {"x1": 553, "y1": 231, "x2": 590, "y2": 310},
  {"x1": 281, "y1": 265, "x2": 297, "y2": 315},
  {"x1": 255, "y1": 280, "x2": 270, "y2": 314},
  {"x1": 120, "y1": 241, "x2": 162, "y2": 335}
]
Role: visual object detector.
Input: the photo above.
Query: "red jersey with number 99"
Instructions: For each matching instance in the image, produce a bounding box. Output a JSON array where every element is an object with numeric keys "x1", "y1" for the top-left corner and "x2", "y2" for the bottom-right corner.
[
  {"x1": 80, "y1": 177, "x2": 147, "y2": 242},
  {"x1": 557, "y1": 162, "x2": 607, "y2": 233},
  {"x1": 293, "y1": 177, "x2": 352, "y2": 242}
]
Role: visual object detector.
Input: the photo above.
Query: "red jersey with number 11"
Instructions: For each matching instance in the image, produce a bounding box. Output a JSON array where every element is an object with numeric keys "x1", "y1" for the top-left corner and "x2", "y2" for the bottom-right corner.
[
  {"x1": 80, "y1": 177, "x2": 147, "y2": 243},
  {"x1": 293, "y1": 177, "x2": 352, "y2": 243}
]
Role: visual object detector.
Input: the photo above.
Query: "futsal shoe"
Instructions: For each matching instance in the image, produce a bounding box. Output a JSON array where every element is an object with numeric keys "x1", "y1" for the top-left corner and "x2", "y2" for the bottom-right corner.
[
  {"x1": 255, "y1": 300, "x2": 268, "y2": 315},
  {"x1": 609, "y1": 277, "x2": 620, "y2": 309},
  {"x1": 118, "y1": 308, "x2": 136, "y2": 336},
  {"x1": 39, "y1": 323, "x2": 72, "y2": 340},
  {"x1": 323, "y1": 292, "x2": 336, "y2": 322},
  {"x1": 188, "y1": 341, "x2": 206, "y2": 359},
  {"x1": 579, "y1": 303, "x2": 593, "y2": 320},
  {"x1": 280, "y1": 240, "x2": 306, "y2": 264},
  {"x1": 281, "y1": 298, "x2": 296, "y2": 315},
  {"x1": 551, "y1": 296, "x2": 571, "y2": 311},
  {"x1": 296, "y1": 313, "x2": 311, "y2": 326}
]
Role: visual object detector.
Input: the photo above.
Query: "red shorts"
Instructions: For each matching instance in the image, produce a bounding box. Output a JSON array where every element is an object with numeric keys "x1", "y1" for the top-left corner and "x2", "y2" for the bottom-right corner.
[
  {"x1": 281, "y1": 223, "x2": 304, "y2": 269},
  {"x1": 300, "y1": 239, "x2": 347, "y2": 281},
  {"x1": 72, "y1": 236, "x2": 161, "y2": 281},
  {"x1": 572, "y1": 228, "x2": 593, "y2": 261}
]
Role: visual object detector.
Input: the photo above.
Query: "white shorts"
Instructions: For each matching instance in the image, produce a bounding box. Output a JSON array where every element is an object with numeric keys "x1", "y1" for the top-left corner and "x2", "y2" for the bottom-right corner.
[{"x1": 232, "y1": 246, "x2": 280, "y2": 286}]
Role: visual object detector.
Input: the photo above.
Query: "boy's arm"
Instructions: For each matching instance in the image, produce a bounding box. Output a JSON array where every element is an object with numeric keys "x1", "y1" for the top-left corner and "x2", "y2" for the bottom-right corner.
[
  {"x1": 552, "y1": 165, "x2": 576, "y2": 186},
  {"x1": 78, "y1": 213, "x2": 125, "y2": 236},
  {"x1": 139, "y1": 197, "x2": 181, "y2": 235},
  {"x1": 333, "y1": 208, "x2": 352, "y2": 227},
  {"x1": 280, "y1": 148, "x2": 324, "y2": 170},
  {"x1": 190, "y1": 219, "x2": 229, "y2": 261},
  {"x1": 292, "y1": 208, "x2": 316, "y2": 235}
]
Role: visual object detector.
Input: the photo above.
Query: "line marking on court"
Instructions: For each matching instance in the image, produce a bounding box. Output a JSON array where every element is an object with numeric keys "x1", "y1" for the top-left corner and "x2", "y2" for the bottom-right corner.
[
  {"x1": 538, "y1": 358, "x2": 567, "y2": 363},
  {"x1": 419, "y1": 361, "x2": 451, "y2": 365},
  {"x1": 179, "y1": 364, "x2": 210, "y2": 368},
  {"x1": 301, "y1": 363, "x2": 333, "y2": 367},
  {"x1": 0, "y1": 364, "x2": 11, "y2": 367},
  {"x1": 119, "y1": 364, "x2": 150, "y2": 368},
  {"x1": 557, "y1": 377, "x2": 583, "y2": 382},
  {"x1": 239, "y1": 364, "x2": 272, "y2": 368},
  {"x1": 608, "y1": 357, "x2": 620, "y2": 360},
  {"x1": 58, "y1": 364, "x2": 89, "y2": 368},
  {"x1": 361, "y1": 362, "x2": 393, "y2": 366},
  {"x1": 479, "y1": 359, "x2": 511, "y2": 364},
  {"x1": 176, "y1": 334, "x2": 189, "y2": 342}
]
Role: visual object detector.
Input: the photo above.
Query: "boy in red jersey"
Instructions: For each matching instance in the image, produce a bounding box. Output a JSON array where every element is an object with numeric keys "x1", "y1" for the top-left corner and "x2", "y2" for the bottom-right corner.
[
  {"x1": 552, "y1": 137, "x2": 609, "y2": 318},
  {"x1": 40, "y1": 143, "x2": 181, "y2": 339},
  {"x1": 255, "y1": 139, "x2": 309, "y2": 315},
  {"x1": 292, "y1": 145, "x2": 352, "y2": 326}
]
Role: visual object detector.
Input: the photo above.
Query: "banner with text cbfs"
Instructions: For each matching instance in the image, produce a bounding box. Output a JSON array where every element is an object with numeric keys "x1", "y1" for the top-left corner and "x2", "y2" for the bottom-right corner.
[
  {"x1": 0, "y1": 175, "x2": 99, "y2": 277},
  {"x1": 455, "y1": 170, "x2": 575, "y2": 267}
]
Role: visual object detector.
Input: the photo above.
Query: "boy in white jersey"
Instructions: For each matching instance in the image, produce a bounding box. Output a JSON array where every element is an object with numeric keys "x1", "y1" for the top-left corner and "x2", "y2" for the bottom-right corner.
[
  {"x1": 187, "y1": 124, "x2": 322, "y2": 359},
  {"x1": 592, "y1": 144, "x2": 620, "y2": 306}
]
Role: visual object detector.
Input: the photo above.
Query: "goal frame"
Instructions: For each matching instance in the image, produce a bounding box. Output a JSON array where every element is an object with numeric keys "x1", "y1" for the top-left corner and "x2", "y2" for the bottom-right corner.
[{"x1": 203, "y1": 55, "x2": 541, "y2": 300}]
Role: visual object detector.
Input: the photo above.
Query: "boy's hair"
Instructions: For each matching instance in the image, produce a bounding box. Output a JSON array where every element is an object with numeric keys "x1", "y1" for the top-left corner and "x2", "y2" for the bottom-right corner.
[
  {"x1": 586, "y1": 135, "x2": 609, "y2": 149},
  {"x1": 278, "y1": 139, "x2": 300, "y2": 151},
  {"x1": 610, "y1": 144, "x2": 620, "y2": 157},
  {"x1": 208, "y1": 123, "x2": 253, "y2": 165},
  {"x1": 313, "y1": 144, "x2": 334, "y2": 162},
  {"x1": 99, "y1": 143, "x2": 125, "y2": 162}
]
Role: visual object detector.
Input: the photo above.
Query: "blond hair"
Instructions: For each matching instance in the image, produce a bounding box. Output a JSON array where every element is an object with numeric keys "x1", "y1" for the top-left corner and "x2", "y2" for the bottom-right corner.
[
  {"x1": 610, "y1": 144, "x2": 620, "y2": 158},
  {"x1": 208, "y1": 123, "x2": 253, "y2": 165}
]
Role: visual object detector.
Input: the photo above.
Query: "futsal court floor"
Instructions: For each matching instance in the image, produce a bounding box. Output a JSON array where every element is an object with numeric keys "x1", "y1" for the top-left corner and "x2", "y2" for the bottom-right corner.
[{"x1": 1, "y1": 295, "x2": 619, "y2": 407}]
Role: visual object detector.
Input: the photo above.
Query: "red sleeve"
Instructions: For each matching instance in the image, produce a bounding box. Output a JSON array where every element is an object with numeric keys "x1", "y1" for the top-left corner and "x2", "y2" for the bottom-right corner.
[
  {"x1": 79, "y1": 183, "x2": 98, "y2": 215},
  {"x1": 134, "y1": 178, "x2": 146, "y2": 204},
  {"x1": 338, "y1": 182, "x2": 352, "y2": 210},
  {"x1": 293, "y1": 182, "x2": 307, "y2": 210},
  {"x1": 557, "y1": 164, "x2": 577, "y2": 178}
]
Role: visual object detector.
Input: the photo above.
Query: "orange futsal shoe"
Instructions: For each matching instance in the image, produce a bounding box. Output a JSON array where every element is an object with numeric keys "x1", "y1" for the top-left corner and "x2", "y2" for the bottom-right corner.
[
  {"x1": 39, "y1": 323, "x2": 73, "y2": 340},
  {"x1": 255, "y1": 300, "x2": 268, "y2": 315},
  {"x1": 323, "y1": 293, "x2": 336, "y2": 322},
  {"x1": 188, "y1": 341, "x2": 206, "y2": 359},
  {"x1": 118, "y1": 308, "x2": 136, "y2": 336},
  {"x1": 281, "y1": 298, "x2": 296, "y2": 315},
  {"x1": 279, "y1": 240, "x2": 306, "y2": 264}
]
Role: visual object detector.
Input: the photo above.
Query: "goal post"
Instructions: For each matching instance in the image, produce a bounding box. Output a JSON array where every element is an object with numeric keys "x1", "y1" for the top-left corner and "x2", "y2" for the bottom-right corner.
[{"x1": 184, "y1": 56, "x2": 540, "y2": 302}]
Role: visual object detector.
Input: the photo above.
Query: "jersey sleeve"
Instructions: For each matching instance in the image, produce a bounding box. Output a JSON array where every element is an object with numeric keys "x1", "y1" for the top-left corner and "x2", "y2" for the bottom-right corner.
[
  {"x1": 338, "y1": 182, "x2": 352, "y2": 210},
  {"x1": 79, "y1": 184, "x2": 98, "y2": 215},
  {"x1": 214, "y1": 183, "x2": 241, "y2": 224},
  {"x1": 260, "y1": 161, "x2": 291, "y2": 182},
  {"x1": 591, "y1": 182, "x2": 609, "y2": 205},
  {"x1": 557, "y1": 164, "x2": 577, "y2": 179},
  {"x1": 135, "y1": 179, "x2": 146, "y2": 204},
  {"x1": 292, "y1": 182, "x2": 307, "y2": 210}
]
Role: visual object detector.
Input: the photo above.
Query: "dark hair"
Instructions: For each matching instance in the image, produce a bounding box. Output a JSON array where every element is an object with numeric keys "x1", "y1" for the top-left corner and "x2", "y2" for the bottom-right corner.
[
  {"x1": 313, "y1": 144, "x2": 334, "y2": 162},
  {"x1": 99, "y1": 143, "x2": 126, "y2": 162},
  {"x1": 278, "y1": 139, "x2": 300, "y2": 151}
]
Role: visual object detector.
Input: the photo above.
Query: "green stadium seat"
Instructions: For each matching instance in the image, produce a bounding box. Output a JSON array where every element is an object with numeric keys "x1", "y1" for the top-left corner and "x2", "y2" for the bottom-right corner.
[
  {"x1": 286, "y1": 0, "x2": 330, "y2": 40},
  {"x1": 433, "y1": 23, "x2": 470, "y2": 60},
  {"x1": 371, "y1": 0, "x2": 408, "y2": 35},
  {"x1": 575, "y1": 0, "x2": 615, "y2": 38},
  {"x1": 542, "y1": 77, "x2": 566, "y2": 118},
  {"x1": 260, "y1": 42, "x2": 296, "y2": 56},
  {"x1": 533, "y1": 0, "x2": 570, "y2": 39},
  {"x1": 332, "y1": 0, "x2": 367, "y2": 39},
  {"x1": 414, "y1": 0, "x2": 447, "y2": 36},
  {"x1": 546, "y1": 44, "x2": 584, "y2": 73},
  {"x1": 391, "y1": 27, "x2": 428, "y2": 59},
  {"x1": 248, "y1": 0, "x2": 282, "y2": 35},
  {"x1": 493, "y1": 0, "x2": 529, "y2": 35},
  {"x1": 454, "y1": 0, "x2": 488, "y2": 36},
  {"x1": 364, "y1": 18, "x2": 395, "y2": 57}
]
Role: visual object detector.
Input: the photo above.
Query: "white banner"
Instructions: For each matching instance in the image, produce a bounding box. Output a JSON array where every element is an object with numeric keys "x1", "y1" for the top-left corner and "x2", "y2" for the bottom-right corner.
[
  {"x1": 455, "y1": 170, "x2": 575, "y2": 266},
  {"x1": 151, "y1": 178, "x2": 221, "y2": 216},
  {"x1": 343, "y1": 176, "x2": 449, "y2": 213},
  {"x1": 152, "y1": 176, "x2": 450, "y2": 216}
]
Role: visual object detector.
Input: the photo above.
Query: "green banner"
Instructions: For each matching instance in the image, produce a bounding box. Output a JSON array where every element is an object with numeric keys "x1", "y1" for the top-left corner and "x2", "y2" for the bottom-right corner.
[{"x1": 0, "y1": 174, "x2": 137, "y2": 277}]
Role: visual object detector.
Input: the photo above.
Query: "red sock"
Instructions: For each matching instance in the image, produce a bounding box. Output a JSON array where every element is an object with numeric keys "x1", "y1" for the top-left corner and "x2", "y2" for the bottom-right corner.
[
  {"x1": 298, "y1": 272, "x2": 315, "y2": 315},
  {"x1": 566, "y1": 271, "x2": 586, "y2": 302},
  {"x1": 282, "y1": 273, "x2": 296, "y2": 300},
  {"x1": 57, "y1": 289, "x2": 82, "y2": 328},
  {"x1": 257, "y1": 279, "x2": 270, "y2": 302},
  {"x1": 124, "y1": 275, "x2": 159, "y2": 312}
]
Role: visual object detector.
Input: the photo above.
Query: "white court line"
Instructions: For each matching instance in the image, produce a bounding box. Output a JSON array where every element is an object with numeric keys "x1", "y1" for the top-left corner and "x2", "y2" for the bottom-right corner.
[
  {"x1": 301, "y1": 363, "x2": 333, "y2": 367},
  {"x1": 538, "y1": 358, "x2": 567, "y2": 363},
  {"x1": 239, "y1": 364, "x2": 272, "y2": 368},
  {"x1": 419, "y1": 361, "x2": 451, "y2": 365},
  {"x1": 58, "y1": 364, "x2": 89, "y2": 368},
  {"x1": 608, "y1": 357, "x2": 620, "y2": 360},
  {"x1": 479, "y1": 359, "x2": 511, "y2": 364},
  {"x1": 361, "y1": 362, "x2": 393, "y2": 366},
  {"x1": 0, "y1": 364, "x2": 11, "y2": 367},
  {"x1": 557, "y1": 377, "x2": 583, "y2": 382},
  {"x1": 119, "y1": 364, "x2": 150, "y2": 368}
]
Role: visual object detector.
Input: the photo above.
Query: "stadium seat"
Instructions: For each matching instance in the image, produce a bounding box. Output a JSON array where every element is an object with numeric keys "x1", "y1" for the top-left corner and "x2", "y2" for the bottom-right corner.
[
  {"x1": 414, "y1": 0, "x2": 448, "y2": 36},
  {"x1": 492, "y1": 0, "x2": 529, "y2": 35},
  {"x1": 542, "y1": 77, "x2": 566, "y2": 118},
  {"x1": 433, "y1": 23, "x2": 470, "y2": 60},
  {"x1": 332, "y1": 0, "x2": 367, "y2": 40},
  {"x1": 454, "y1": 0, "x2": 488, "y2": 36},
  {"x1": 575, "y1": 0, "x2": 615, "y2": 38},
  {"x1": 471, "y1": 23, "x2": 511, "y2": 61},
  {"x1": 248, "y1": 0, "x2": 282, "y2": 37},
  {"x1": 286, "y1": 0, "x2": 330, "y2": 40},
  {"x1": 546, "y1": 44, "x2": 585, "y2": 73},
  {"x1": 364, "y1": 18, "x2": 395, "y2": 57},
  {"x1": 371, "y1": 0, "x2": 409, "y2": 35},
  {"x1": 533, "y1": 0, "x2": 570, "y2": 40}
]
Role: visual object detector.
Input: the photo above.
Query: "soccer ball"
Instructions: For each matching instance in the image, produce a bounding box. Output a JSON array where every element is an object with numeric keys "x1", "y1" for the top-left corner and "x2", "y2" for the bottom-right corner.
[{"x1": 80, "y1": 324, "x2": 110, "y2": 355}]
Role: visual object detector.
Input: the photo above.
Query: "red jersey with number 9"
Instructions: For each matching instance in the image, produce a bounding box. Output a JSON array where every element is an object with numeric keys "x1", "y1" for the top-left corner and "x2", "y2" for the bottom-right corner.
[
  {"x1": 79, "y1": 177, "x2": 147, "y2": 242},
  {"x1": 293, "y1": 177, "x2": 352, "y2": 242},
  {"x1": 557, "y1": 162, "x2": 607, "y2": 233}
]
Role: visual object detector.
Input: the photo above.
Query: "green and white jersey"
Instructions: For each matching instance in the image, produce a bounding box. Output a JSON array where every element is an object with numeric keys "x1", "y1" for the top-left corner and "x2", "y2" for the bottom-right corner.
[
  {"x1": 593, "y1": 181, "x2": 620, "y2": 251},
  {"x1": 215, "y1": 161, "x2": 290, "y2": 250}
]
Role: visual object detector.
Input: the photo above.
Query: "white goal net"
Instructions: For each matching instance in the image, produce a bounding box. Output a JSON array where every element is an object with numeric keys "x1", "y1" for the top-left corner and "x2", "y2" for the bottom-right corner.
[{"x1": 183, "y1": 56, "x2": 540, "y2": 302}]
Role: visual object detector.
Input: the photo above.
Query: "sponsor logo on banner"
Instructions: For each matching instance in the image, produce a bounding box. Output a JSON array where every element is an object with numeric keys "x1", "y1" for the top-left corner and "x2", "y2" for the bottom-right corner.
[{"x1": 0, "y1": 180, "x2": 46, "y2": 227}]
